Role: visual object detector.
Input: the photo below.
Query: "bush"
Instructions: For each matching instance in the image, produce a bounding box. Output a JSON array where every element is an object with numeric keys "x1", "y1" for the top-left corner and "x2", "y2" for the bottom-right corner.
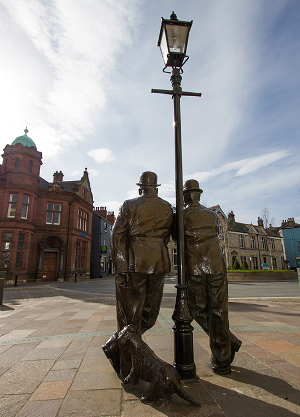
[
  {"x1": 242, "y1": 259, "x2": 249, "y2": 270},
  {"x1": 233, "y1": 258, "x2": 241, "y2": 270},
  {"x1": 230, "y1": 255, "x2": 237, "y2": 269}
]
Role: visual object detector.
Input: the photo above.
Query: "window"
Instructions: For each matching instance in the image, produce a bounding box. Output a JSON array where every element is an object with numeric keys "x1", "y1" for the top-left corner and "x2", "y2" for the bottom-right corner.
[
  {"x1": 4, "y1": 159, "x2": 7, "y2": 171},
  {"x1": 241, "y1": 256, "x2": 247, "y2": 265},
  {"x1": 77, "y1": 209, "x2": 88, "y2": 231},
  {"x1": 75, "y1": 240, "x2": 86, "y2": 268},
  {"x1": 1, "y1": 232, "x2": 13, "y2": 268},
  {"x1": 21, "y1": 196, "x2": 29, "y2": 219},
  {"x1": 100, "y1": 256, "x2": 106, "y2": 272},
  {"x1": 173, "y1": 248, "x2": 177, "y2": 271},
  {"x1": 260, "y1": 237, "x2": 266, "y2": 250},
  {"x1": 252, "y1": 257, "x2": 258, "y2": 269},
  {"x1": 46, "y1": 203, "x2": 61, "y2": 225},
  {"x1": 298, "y1": 241, "x2": 300, "y2": 252},
  {"x1": 217, "y1": 221, "x2": 222, "y2": 236},
  {"x1": 239, "y1": 235, "x2": 245, "y2": 248},
  {"x1": 272, "y1": 257, "x2": 277, "y2": 269},
  {"x1": 29, "y1": 160, "x2": 33, "y2": 173},
  {"x1": 250, "y1": 235, "x2": 256, "y2": 249},
  {"x1": 263, "y1": 256, "x2": 267, "y2": 264},
  {"x1": 7, "y1": 194, "x2": 17, "y2": 218},
  {"x1": 15, "y1": 157, "x2": 20, "y2": 169},
  {"x1": 270, "y1": 239, "x2": 275, "y2": 250},
  {"x1": 103, "y1": 238, "x2": 106, "y2": 246},
  {"x1": 15, "y1": 233, "x2": 25, "y2": 268},
  {"x1": 104, "y1": 222, "x2": 107, "y2": 232}
]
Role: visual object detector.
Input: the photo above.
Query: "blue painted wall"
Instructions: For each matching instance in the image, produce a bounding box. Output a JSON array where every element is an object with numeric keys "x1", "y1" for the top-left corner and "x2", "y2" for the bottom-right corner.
[
  {"x1": 90, "y1": 213, "x2": 113, "y2": 278},
  {"x1": 281, "y1": 228, "x2": 300, "y2": 268}
]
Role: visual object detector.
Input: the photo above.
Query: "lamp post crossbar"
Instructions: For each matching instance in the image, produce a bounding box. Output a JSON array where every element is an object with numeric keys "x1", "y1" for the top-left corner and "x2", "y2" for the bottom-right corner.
[
  {"x1": 152, "y1": 67, "x2": 201, "y2": 380},
  {"x1": 151, "y1": 89, "x2": 201, "y2": 97}
]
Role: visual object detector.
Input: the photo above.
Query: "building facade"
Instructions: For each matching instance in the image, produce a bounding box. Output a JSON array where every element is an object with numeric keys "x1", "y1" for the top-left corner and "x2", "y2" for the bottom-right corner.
[
  {"x1": 167, "y1": 206, "x2": 285, "y2": 273},
  {"x1": 274, "y1": 218, "x2": 300, "y2": 269},
  {"x1": 215, "y1": 210, "x2": 284, "y2": 270},
  {"x1": 0, "y1": 129, "x2": 93, "y2": 282},
  {"x1": 90, "y1": 207, "x2": 115, "y2": 278}
]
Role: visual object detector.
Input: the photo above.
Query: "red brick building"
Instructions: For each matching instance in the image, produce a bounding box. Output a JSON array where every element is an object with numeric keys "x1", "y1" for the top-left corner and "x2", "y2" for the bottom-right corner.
[{"x1": 0, "y1": 129, "x2": 93, "y2": 283}]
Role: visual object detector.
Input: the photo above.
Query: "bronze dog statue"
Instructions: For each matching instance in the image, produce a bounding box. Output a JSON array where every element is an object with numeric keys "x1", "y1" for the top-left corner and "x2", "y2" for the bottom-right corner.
[{"x1": 117, "y1": 324, "x2": 201, "y2": 406}]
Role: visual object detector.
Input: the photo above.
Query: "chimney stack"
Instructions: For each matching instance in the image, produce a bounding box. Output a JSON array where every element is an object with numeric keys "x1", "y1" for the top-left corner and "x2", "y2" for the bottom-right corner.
[{"x1": 53, "y1": 171, "x2": 64, "y2": 182}]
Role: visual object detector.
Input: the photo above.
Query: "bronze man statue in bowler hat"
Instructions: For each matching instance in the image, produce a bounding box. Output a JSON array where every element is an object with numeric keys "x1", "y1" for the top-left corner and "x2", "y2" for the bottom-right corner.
[
  {"x1": 107, "y1": 171, "x2": 173, "y2": 379},
  {"x1": 183, "y1": 179, "x2": 242, "y2": 374}
]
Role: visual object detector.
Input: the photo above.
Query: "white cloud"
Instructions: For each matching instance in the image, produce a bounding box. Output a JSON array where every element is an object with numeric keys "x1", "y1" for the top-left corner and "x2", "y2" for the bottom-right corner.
[
  {"x1": 101, "y1": 201, "x2": 123, "y2": 215},
  {"x1": 236, "y1": 151, "x2": 290, "y2": 176},
  {"x1": 88, "y1": 169, "x2": 99, "y2": 178},
  {"x1": 71, "y1": 170, "x2": 80, "y2": 177},
  {"x1": 87, "y1": 148, "x2": 115, "y2": 164},
  {"x1": 188, "y1": 150, "x2": 290, "y2": 183},
  {"x1": 0, "y1": 0, "x2": 142, "y2": 156}
]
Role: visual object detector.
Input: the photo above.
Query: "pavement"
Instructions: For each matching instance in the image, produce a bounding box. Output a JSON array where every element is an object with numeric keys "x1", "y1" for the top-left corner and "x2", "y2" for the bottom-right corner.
[{"x1": 1, "y1": 279, "x2": 300, "y2": 417}]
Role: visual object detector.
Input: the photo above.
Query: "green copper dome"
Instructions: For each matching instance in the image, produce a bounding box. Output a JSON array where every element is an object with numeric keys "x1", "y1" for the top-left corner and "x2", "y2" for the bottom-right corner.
[{"x1": 11, "y1": 127, "x2": 36, "y2": 149}]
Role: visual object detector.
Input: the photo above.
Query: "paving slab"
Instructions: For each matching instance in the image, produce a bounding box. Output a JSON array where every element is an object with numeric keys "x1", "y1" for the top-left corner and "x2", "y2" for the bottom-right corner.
[
  {"x1": 15, "y1": 399, "x2": 63, "y2": 417},
  {"x1": 57, "y1": 389, "x2": 121, "y2": 417},
  {"x1": 0, "y1": 359, "x2": 54, "y2": 394},
  {"x1": 0, "y1": 394, "x2": 30, "y2": 417},
  {"x1": 1, "y1": 282, "x2": 300, "y2": 416}
]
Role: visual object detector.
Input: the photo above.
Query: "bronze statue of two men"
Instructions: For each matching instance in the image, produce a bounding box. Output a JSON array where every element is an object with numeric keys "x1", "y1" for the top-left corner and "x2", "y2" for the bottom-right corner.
[{"x1": 107, "y1": 171, "x2": 241, "y2": 379}]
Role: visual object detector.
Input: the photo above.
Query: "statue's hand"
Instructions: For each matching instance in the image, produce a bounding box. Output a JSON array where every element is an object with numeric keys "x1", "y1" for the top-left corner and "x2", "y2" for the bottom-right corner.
[{"x1": 115, "y1": 273, "x2": 129, "y2": 288}]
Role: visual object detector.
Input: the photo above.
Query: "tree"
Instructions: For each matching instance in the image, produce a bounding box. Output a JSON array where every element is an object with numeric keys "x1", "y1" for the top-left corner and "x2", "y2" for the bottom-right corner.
[
  {"x1": 242, "y1": 258, "x2": 249, "y2": 270},
  {"x1": 233, "y1": 258, "x2": 241, "y2": 270},
  {"x1": 230, "y1": 255, "x2": 240, "y2": 270},
  {"x1": 260, "y1": 206, "x2": 276, "y2": 270},
  {"x1": 230, "y1": 255, "x2": 236, "y2": 269},
  {"x1": 261, "y1": 206, "x2": 276, "y2": 229}
]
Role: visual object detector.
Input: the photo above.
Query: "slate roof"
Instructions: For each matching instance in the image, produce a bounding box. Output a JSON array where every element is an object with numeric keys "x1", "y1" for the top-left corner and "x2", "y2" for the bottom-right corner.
[
  {"x1": 38, "y1": 177, "x2": 50, "y2": 190},
  {"x1": 266, "y1": 227, "x2": 284, "y2": 237},
  {"x1": 38, "y1": 177, "x2": 83, "y2": 192},
  {"x1": 227, "y1": 221, "x2": 249, "y2": 233}
]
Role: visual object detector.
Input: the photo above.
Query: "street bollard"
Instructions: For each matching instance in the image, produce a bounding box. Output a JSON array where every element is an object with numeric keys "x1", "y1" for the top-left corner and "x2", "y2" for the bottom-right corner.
[
  {"x1": 14, "y1": 274, "x2": 18, "y2": 287},
  {"x1": 75, "y1": 272, "x2": 78, "y2": 282}
]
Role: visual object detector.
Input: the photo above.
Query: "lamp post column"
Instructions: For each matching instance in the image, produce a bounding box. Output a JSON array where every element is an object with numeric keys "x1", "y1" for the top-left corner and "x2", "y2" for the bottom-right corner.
[{"x1": 171, "y1": 68, "x2": 196, "y2": 380}]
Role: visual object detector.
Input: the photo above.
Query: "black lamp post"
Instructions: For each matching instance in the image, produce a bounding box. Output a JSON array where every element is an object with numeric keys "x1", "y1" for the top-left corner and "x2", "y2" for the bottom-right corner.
[{"x1": 152, "y1": 12, "x2": 201, "y2": 380}]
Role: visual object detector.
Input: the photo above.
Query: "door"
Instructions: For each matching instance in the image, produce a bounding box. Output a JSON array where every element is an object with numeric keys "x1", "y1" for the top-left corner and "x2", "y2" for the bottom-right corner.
[{"x1": 42, "y1": 252, "x2": 57, "y2": 280}]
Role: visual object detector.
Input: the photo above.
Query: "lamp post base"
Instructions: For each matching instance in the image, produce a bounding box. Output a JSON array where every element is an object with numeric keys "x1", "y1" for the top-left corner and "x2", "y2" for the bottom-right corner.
[
  {"x1": 172, "y1": 284, "x2": 197, "y2": 380},
  {"x1": 173, "y1": 328, "x2": 197, "y2": 379}
]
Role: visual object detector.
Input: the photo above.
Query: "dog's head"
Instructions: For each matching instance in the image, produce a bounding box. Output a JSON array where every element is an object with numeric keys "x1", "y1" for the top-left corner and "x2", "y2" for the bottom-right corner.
[{"x1": 117, "y1": 324, "x2": 139, "y2": 349}]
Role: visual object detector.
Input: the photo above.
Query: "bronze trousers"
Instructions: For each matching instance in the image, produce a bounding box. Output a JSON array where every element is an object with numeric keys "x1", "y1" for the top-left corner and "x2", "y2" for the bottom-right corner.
[
  {"x1": 187, "y1": 273, "x2": 231, "y2": 367},
  {"x1": 116, "y1": 272, "x2": 165, "y2": 336},
  {"x1": 115, "y1": 272, "x2": 165, "y2": 379}
]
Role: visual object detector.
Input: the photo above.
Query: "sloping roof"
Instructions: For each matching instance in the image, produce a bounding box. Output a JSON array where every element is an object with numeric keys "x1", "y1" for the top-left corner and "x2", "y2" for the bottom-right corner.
[
  {"x1": 228, "y1": 221, "x2": 249, "y2": 233},
  {"x1": 39, "y1": 177, "x2": 49, "y2": 190},
  {"x1": 209, "y1": 205, "x2": 227, "y2": 219},
  {"x1": 39, "y1": 177, "x2": 82, "y2": 192},
  {"x1": 266, "y1": 227, "x2": 282, "y2": 238}
]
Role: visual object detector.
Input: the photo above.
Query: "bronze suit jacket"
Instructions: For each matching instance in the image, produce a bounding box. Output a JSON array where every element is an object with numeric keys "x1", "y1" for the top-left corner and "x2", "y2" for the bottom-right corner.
[
  {"x1": 112, "y1": 195, "x2": 173, "y2": 274},
  {"x1": 183, "y1": 204, "x2": 226, "y2": 276}
]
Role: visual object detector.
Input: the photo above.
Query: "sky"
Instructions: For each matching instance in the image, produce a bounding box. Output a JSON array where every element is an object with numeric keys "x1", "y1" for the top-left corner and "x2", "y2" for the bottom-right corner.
[{"x1": 0, "y1": 0, "x2": 299, "y2": 227}]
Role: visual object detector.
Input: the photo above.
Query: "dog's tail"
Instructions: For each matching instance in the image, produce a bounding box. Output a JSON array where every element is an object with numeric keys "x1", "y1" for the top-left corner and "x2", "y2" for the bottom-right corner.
[{"x1": 175, "y1": 385, "x2": 201, "y2": 407}]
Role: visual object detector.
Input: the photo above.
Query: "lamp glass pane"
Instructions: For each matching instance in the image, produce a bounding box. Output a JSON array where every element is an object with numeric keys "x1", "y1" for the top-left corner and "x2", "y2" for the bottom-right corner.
[
  {"x1": 159, "y1": 27, "x2": 169, "y2": 65},
  {"x1": 165, "y1": 24, "x2": 189, "y2": 54}
]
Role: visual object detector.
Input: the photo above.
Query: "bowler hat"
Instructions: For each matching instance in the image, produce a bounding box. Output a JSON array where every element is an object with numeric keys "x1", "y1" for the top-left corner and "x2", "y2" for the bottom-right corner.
[
  {"x1": 183, "y1": 179, "x2": 203, "y2": 194},
  {"x1": 136, "y1": 171, "x2": 161, "y2": 187}
]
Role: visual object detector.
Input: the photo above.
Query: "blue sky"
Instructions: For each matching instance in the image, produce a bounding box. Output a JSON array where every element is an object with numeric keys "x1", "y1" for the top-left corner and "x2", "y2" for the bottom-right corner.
[{"x1": 0, "y1": 0, "x2": 299, "y2": 226}]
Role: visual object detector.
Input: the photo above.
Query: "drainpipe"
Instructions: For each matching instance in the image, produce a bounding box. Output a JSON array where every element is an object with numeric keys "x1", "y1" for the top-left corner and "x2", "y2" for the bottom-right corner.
[
  {"x1": 65, "y1": 201, "x2": 72, "y2": 280},
  {"x1": 256, "y1": 234, "x2": 262, "y2": 269}
]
